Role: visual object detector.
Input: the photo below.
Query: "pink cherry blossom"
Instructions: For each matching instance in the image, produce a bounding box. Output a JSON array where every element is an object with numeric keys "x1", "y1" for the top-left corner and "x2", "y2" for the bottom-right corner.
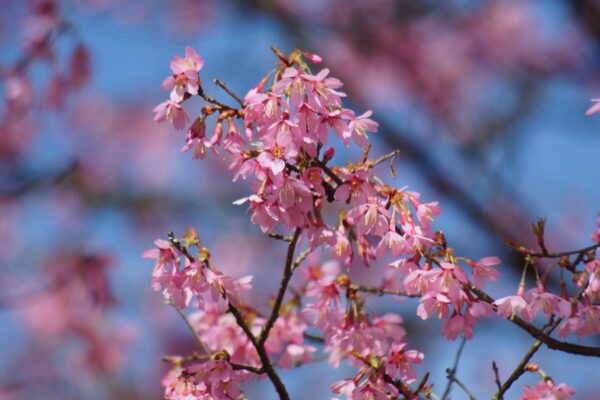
[
  {"x1": 154, "y1": 98, "x2": 190, "y2": 130},
  {"x1": 345, "y1": 110, "x2": 379, "y2": 147},
  {"x1": 494, "y1": 291, "x2": 528, "y2": 319},
  {"x1": 521, "y1": 380, "x2": 575, "y2": 400},
  {"x1": 470, "y1": 256, "x2": 501, "y2": 289}
]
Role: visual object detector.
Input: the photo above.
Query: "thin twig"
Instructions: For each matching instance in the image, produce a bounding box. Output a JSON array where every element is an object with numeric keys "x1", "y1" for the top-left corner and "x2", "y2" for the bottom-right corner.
[
  {"x1": 492, "y1": 362, "x2": 502, "y2": 393},
  {"x1": 445, "y1": 369, "x2": 476, "y2": 400},
  {"x1": 171, "y1": 303, "x2": 210, "y2": 356},
  {"x1": 292, "y1": 247, "x2": 312, "y2": 272},
  {"x1": 268, "y1": 232, "x2": 293, "y2": 242},
  {"x1": 214, "y1": 78, "x2": 246, "y2": 107},
  {"x1": 511, "y1": 243, "x2": 599, "y2": 259},
  {"x1": 369, "y1": 149, "x2": 400, "y2": 169},
  {"x1": 259, "y1": 228, "x2": 302, "y2": 345},
  {"x1": 314, "y1": 159, "x2": 344, "y2": 185},
  {"x1": 198, "y1": 85, "x2": 236, "y2": 110},
  {"x1": 441, "y1": 337, "x2": 467, "y2": 400}
]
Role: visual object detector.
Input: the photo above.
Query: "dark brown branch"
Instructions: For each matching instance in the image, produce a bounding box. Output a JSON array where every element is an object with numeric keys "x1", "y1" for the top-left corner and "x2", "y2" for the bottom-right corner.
[
  {"x1": 268, "y1": 232, "x2": 293, "y2": 242},
  {"x1": 198, "y1": 85, "x2": 237, "y2": 110},
  {"x1": 165, "y1": 233, "x2": 290, "y2": 399},
  {"x1": 492, "y1": 362, "x2": 503, "y2": 393},
  {"x1": 314, "y1": 159, "x2": 344, "y2": 185},
  {"x1": 353, "y1": 352, "x2": 414, "y2": 399},
  {"x1": 354, "y1": 285, "x2": 421, "y2": 298},
  {"x1": 259, "y1": 228, "x2": 302, "y2": 345},
  {"x1": 470, "y1": 285, "x2": 600, "y2": 357},
  {"x1": 493, "y1": 319, "x2": 561, "y2": 399},
  {"x1": 513, "y1": 243, "x2": 599, "y2": 259},
  {"x1": 303, "y1": 332, "x2": 325, "y2": 343},
  {"x1": 227, "y1": 303, "x2": 290, "y2": 400}
]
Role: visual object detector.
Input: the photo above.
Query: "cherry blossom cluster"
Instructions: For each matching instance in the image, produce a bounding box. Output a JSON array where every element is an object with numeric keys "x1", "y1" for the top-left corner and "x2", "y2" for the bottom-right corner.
[
  {"x1": 492, "y1": 218, "x2": 600, "y2": 339},
  {"x1": 147, "y1": 47, "x2": 599, "y2": 400}
]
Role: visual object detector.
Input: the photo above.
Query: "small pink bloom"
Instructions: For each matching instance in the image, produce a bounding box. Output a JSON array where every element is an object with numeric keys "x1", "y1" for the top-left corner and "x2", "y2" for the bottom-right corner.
[
  {"x1": 521, "y1": 380, "x2": 575, "y2": 400},
  {"x1": 304, "y1": 52, "x2": 323, "y2": 63},
  {"x1": 494, "y1": 292, "x2": 528, "y2": 319},
  {"x1": 153, "y1": 98, "x2": 189, "y2": 130},
  {"x1": 345, "y1": 110, "x2": 379, "y2": 147},
  {"x1": 471, "y1": 256, "x2": 501, "y2": 289},
  {"x1": 170, "y1": 46, "x2": 204, "y2": 75}
]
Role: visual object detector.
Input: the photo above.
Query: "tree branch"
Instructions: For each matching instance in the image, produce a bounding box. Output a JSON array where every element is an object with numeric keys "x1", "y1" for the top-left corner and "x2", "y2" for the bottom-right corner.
[
  {"x1": 441, "y1": 337, "x2": 467, "y2": 400},
  {"x1": 259, "y1": 228, "x2": 302, "y2": 345},
  {"x1": 470, "y1": 285, "x2": 600, "y2": 357}
]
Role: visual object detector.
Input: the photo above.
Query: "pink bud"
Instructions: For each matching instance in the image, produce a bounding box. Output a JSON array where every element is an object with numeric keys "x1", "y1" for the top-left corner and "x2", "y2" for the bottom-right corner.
[
  {"x1": 323, "y1": 147, "x2": 335, "y2": 163},
  {"x1": 304, "y1": 52, "x2": 323, "y2": 64}
]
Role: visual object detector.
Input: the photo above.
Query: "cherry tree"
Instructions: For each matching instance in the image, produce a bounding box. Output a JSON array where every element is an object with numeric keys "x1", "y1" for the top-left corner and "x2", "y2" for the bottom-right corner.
[{"x1": 146, "y1": 47, "x2": 600, "y2": 400}]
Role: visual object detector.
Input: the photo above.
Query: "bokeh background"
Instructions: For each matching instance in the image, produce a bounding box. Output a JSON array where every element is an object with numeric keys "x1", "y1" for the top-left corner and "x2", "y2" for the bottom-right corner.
[{"x1": 1, "y1": 0, "x2": 599, "y2": 398}]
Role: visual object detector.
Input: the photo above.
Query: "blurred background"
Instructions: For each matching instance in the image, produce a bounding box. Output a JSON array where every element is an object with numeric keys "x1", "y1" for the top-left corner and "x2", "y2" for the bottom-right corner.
[{"x1": 1, "y1": 0, "x2": 599, "y2": 398}]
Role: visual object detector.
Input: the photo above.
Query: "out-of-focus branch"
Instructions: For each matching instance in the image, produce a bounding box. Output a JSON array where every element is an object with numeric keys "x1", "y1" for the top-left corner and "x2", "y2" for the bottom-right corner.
[{"x1": 0, "y1": 162, "x2": 78, "y2": 199}]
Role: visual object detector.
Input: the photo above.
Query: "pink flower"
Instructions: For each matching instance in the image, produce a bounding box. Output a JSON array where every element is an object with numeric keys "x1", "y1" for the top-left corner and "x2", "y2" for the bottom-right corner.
[
  {"x1": 181, "y1": 118, "x2": 208, "y2": 159},
  {"x1": 415, "y1": 201, "x2": 441, "y2": 231},
  {"x1": 383, "y1": 341, "x2": 424, "y2": 384},
  {"x1": 585, "y1": 99, "x2": 600, "y2": 116},
  {"x1": 522, "y1": 285, "x2": 570, "y2": 321},
  {"x1": 347, "y1": 198, "x2": 391, "y2": 236},
  {"x1": 154, "y1": 98, "x2": 189, "y2": 130},
  {"x1": 161, "y1": 47, "x2": 203, "y2": 102},
  {"x1": 494, "y1": 290, "x2": 528, "y2": 319},
  {"x1": 584, "y1": 259, "x2": 600, "y2": 302},
  {"x1": 345, "y1": 110, "x2": 379, "y2": 147},
  {"x1": 334, "y1": 167, "x2": 377, "y2": 205},
  {"x1": 170, "y1": 46, "x2": 205, "y2": 75},
  {"x1": 521, "y1": 380, "x2": 575, "y2": 400},
  {"x1": 303, "y1": 68, "x2": 346, "y2": 113},
  {"x1": 163, "y1": 360, "x2": 245, "y2": 400},
  {"x1": 556, "y1": 303, "x2": 600, "y2": 338},
  {"x1": 470, "y1": 256, "x2": 500, "y2": 289},
  {"x1": 442, "y1": 312, "x2": 475, "y2": 340}
]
